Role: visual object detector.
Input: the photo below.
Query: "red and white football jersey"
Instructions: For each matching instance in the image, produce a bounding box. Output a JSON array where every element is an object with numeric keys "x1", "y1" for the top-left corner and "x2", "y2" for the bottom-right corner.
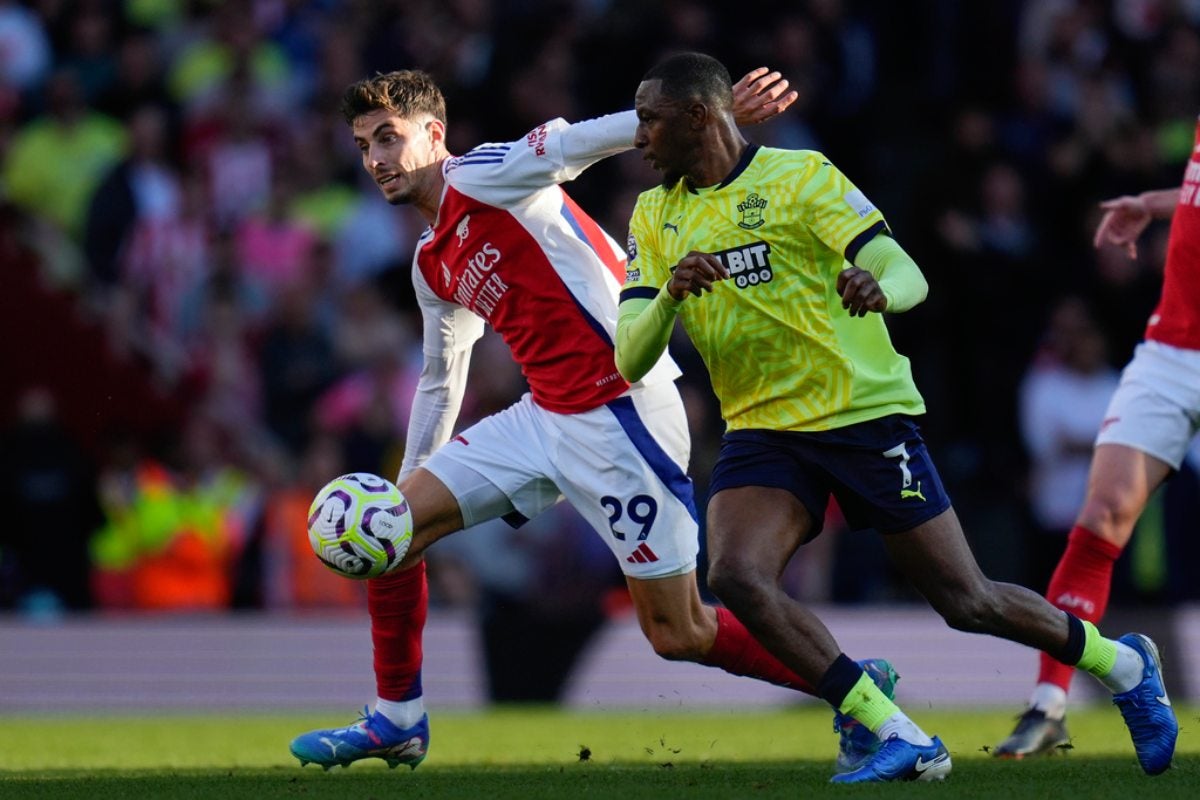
[
  {"x1": 411, "y1": 111, "x2": 679, "y2": 414},
  {"x1": 1150, "y1": 116, "x2": 1200, "y2": 349}
]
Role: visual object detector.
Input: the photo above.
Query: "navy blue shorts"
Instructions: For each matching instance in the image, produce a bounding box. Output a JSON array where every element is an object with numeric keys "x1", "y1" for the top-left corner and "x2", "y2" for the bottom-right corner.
[{"x1": 709, "y1": 415, "x2": 951, "y2": 537}]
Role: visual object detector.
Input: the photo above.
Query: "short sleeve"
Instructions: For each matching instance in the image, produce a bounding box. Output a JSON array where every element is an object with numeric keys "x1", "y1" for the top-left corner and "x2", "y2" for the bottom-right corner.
[
  {"x1": 619, "y1": 193, "x2": 667, "y2": 303},
  {"x1": 804, "y1": 156, "x2": 888, "y2": 263}
]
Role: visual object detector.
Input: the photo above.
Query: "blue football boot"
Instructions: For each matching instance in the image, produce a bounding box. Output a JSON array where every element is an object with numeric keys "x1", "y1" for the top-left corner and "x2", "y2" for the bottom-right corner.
[
  {"x1": 1112, "y1": 634, "x2": 1177, "y2": 775},
  {"x1": 830, "y1": 735, "x2": 952, "y2": 783},
  {"x1": 290, "y1": 707, "x2": 429, "y2": 770},
  {"x1": 833, "y1": 658, "x2": 900, "y2": 774}
]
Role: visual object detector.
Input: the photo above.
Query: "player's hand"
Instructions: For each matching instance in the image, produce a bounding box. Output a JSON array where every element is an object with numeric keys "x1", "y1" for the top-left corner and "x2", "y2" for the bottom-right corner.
[
  {"x1": 1093, "y1": 195, "x2": 1151, "y2": 259},
  {"x1": 668, "y1": 251, "x2": 729, "y2": 301},
  {"x1": 732, "y1": 68, "x2": 798, "y2": 126},
  {"x1": 837, "y1": 266, "x2": 887, "y2": 317}
]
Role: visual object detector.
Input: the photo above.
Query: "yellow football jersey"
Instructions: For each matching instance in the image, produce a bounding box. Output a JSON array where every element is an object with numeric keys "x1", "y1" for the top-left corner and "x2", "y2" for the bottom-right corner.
[{"x1": 621, "y1": 145, "x2": 925, "y2": 432}]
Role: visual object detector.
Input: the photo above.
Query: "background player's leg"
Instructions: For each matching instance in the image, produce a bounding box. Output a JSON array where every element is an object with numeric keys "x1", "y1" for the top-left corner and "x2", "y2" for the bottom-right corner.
[
  {"x1": 998, "y1": 444, "x2": 1172, "y2": 756},
  {"x1": 1037, "y1": 444, "x2": 1170, "y2": 690}
]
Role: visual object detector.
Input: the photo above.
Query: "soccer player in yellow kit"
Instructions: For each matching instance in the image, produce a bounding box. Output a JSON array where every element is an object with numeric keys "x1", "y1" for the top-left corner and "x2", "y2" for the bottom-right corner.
[{"x1": 615, "y1": 51, "x2": 1178, "y2": 783}]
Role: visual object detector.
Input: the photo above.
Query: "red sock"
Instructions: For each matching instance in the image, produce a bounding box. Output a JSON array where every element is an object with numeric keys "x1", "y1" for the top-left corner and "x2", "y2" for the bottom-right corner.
[
  {"x1": 1037, "y1": 525, "x2": 1122, "y2": 690},
  {"x1": 702, "y1": 606, "x2": 816, "y2": 695},
  {"x1": 369, "y1": 560, "x2": 428, "y2": 701}
]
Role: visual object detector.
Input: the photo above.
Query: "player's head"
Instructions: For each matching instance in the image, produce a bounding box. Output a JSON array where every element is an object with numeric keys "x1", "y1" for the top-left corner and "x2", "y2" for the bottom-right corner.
[
  {"x1": 343, "y1": 70, "x2": 449, "y2": 208},
  {"x1": 643, "y1": 52, "x2": 733, "y2": 110},
  {"x1": 341, "y1": 70, "x2": 447, "y2": 126},
  {"x1": 634, "y1": 52, "x2": 734, "y2": 183}
]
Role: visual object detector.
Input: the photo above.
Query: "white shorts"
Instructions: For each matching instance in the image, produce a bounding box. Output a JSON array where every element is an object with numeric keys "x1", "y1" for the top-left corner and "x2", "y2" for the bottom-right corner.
[
  {"x1": 1095, "y1": 341, "x2": 1200, "y2": 469},
  {"x1": 421, "y1": 381, "x2": 699, "y2": 578}
]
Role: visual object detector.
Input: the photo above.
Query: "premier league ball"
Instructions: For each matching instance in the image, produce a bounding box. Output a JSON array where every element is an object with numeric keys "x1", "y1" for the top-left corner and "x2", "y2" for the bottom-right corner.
[{"x1": 307, "y1": 473, "x2": 413, "y2": 579}]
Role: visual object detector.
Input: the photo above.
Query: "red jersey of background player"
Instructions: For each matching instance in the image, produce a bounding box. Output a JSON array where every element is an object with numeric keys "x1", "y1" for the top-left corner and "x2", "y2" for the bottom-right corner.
[{"x1": 1151, "y1": 116, "x2": 1200, "y2": 349}]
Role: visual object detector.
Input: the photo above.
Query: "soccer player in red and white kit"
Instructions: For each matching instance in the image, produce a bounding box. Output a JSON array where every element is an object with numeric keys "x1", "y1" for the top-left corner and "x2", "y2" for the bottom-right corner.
[
  {"x1": 995, "y1": 122, "x2": 1200, "y2": 758},
  {"x1": 289, "y1": 68, "x2": 899, "y2": 772}
]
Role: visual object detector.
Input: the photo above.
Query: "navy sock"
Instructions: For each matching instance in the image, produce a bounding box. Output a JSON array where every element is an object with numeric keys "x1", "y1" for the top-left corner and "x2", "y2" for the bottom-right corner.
[{"x1": 816, "y1": 653, "x2": 864, "y2": 708}]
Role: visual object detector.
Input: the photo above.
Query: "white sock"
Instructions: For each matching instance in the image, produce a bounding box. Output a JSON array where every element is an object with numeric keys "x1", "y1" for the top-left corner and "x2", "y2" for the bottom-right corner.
[
  {"x1": 876, "y1": 712, "x2": 934, "y2": 747},
  {"x1": 1028, "y1": 683, "x2": 1068, "y2": 720},
  {"x1": 375, "y1": 697, "x2": 425, "y2": 729},
  {"x1": 1098, "y1": 642, "x2": 1145, "y2": 694}
]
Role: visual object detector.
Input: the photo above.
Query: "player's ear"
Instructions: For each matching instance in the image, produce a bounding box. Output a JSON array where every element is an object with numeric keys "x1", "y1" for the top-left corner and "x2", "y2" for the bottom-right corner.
[
  {"x1": 687, "y1": 101, "x2": 708, "y2": 131},
  {"x1": 426, "y1": 118, "x2": 447, "y2": 149}
]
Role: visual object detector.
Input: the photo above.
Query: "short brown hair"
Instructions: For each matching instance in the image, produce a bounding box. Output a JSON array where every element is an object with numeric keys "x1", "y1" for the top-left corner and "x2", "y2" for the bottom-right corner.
[{"x1": 340, "y1": 70, "x2": 447, "y2": 125}]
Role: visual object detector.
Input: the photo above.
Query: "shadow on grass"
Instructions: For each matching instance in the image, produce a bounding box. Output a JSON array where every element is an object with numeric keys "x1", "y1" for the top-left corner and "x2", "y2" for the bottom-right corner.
[{"x1": 4, "y1": 756, "x2": 1199, "y2": 800}]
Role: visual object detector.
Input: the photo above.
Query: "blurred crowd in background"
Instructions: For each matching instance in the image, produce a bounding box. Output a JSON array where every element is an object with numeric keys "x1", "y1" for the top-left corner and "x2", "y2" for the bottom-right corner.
[{"x1": 3, "y1": 0, "x2": 1200, "y2": 698}]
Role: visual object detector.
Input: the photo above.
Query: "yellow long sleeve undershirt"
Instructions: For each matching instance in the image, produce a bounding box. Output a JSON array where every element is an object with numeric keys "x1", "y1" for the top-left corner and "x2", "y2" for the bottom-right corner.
[
  {"x1": 855, "y1": 233, "x2": 928, "y2": 313},
  {"x1": 615, "y1": 284, "x2": 681, "y2": 384}
]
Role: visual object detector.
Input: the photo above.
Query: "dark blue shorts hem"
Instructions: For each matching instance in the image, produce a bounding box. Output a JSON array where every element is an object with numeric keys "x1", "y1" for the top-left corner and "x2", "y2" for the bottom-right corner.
[{"x1": 709, "y1": 415, "x2": 952, "y2": 537}]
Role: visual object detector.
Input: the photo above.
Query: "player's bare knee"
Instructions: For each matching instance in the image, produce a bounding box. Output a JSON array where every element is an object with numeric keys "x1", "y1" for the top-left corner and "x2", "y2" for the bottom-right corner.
[
  {"x1": 936, "y1": 584, "x2": 1003, "y2": 633},
  {"x1": 1079, "y1": 490, "x2": 1142, "y2": 540},
  {"x1": 939, "y1": 602, "x2": 985, "y2": 633},
  {"x1": 706, "y1": 560, "x2": 766, "y2": 615}
]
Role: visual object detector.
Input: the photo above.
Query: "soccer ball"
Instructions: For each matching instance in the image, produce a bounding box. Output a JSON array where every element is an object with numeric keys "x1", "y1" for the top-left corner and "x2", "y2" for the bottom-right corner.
[{"x1": 307, "y1": 473, "x2": 414, "y2": 579}]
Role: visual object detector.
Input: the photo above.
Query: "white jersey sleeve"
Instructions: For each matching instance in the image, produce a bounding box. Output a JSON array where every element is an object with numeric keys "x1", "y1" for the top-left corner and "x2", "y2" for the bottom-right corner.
[
  {"x1": 398, "y1": 261, "x2": 484, "y2": 480},
  {"x1": 445, "y1": 110, "x2": 637, "y2": 207}
]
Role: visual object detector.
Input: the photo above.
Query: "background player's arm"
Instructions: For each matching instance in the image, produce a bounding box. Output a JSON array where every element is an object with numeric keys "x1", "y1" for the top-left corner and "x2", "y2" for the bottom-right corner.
[
  {"x1": 398, "y1": 269, "x2": 484, "y2": 480},
  {"x1": 838, "y1": 234, "x2": 929, "y2": 317},
  {"x1": 1093, "y1": 187, "x2": 1181, "y2": 259},
  {"x1": 616, "y1": 251, "x2": 727, "y2": 383}
]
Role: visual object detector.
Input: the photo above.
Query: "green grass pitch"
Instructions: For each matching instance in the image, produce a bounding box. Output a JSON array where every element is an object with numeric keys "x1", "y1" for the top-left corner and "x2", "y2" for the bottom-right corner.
[{"x1": 1, "y1": 706, "x2": 1196, "y2": 799}]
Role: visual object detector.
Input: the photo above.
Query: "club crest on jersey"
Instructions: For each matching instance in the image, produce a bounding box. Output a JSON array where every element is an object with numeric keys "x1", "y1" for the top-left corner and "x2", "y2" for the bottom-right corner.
[
  {"x1": 712, "y1": 241, "x2": 772, "y2": 288},
  {"x1": 737, "y1": 193, "x2": 767, "y2": 229},
  {"x1": 456, "y1": 215, "x2": 470, "y2": 246}
]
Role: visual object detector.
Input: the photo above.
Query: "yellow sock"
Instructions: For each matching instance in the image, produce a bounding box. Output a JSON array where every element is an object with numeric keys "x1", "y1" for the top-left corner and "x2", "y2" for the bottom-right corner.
[
  {"x1": 1075, "y1": 620, "x2": 1118, "y2": 678},
  {"x1": 837, "y1": 670, "x2": 900, "y2": 732}
]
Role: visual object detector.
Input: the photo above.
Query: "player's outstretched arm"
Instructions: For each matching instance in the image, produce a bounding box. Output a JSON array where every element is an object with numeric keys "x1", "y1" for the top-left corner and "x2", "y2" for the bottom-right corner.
[
  {"x1": 1093, "y1": 188, "x2": 1180, "y2": 259},
  {"x1": 472, "y1": 66, "x2": 795, "y2": 198},
  {"x1": 732, "y1": 68, "x2": 799, "y2": 125}
]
